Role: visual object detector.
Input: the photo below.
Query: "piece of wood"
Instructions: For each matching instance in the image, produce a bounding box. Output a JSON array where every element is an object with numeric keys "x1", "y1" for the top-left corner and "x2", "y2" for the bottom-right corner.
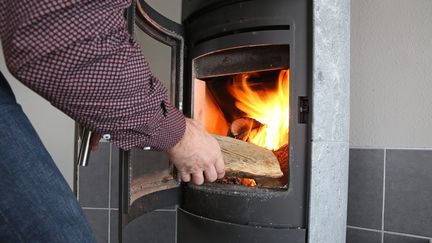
[
  {"x1": 213, "y1": 134, "x2": 283, "y2": 179},
  {"x1": 229, "y1": 117, "x2": 263, "y2": 141},
  {"x1": 273, "y1": 144, "x2": 289, "y2": 176},
  {"x1": 230, "y1": 117, "x2": 253, "y2": 141}
]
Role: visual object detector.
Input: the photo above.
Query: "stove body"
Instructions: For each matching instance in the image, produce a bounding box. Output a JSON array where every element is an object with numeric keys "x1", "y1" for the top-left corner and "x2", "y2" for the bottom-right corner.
[
  {"x1": 179, "y1": 1, "x2": 310, "y2": 241},
  {"x1": 119, "y1": 1, "x2": 311, "y2": 242}
]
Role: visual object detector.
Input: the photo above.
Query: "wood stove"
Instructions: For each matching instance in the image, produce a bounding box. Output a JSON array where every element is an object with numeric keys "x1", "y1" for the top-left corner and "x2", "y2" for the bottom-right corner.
[{"x1": 118, "y1": 0, "x2": 311, "y2": 242}]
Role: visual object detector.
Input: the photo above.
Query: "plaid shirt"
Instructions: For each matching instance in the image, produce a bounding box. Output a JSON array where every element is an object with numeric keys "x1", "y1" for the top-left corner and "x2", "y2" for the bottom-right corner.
[{"x1": 0, "y1": 0, "x2": 186, "y2": 151}]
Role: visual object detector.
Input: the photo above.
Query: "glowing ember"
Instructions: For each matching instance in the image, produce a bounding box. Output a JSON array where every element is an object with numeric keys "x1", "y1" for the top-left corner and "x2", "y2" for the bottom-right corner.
[
  {"x1": 240, "y1": 178, "x2": 257, "y2": 187},
  {"x1": 228, "y1": 69, "x2": 289, "y2": 150}
]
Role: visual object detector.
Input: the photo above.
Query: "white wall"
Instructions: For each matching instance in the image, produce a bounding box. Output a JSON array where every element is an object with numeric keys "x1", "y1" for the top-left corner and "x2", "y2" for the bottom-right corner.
[
  {"x1": 0, "y1": 43, "x2": 75, "y2": 187},
  {"x1": 350, "y1": 0, "x2": 432, "y2": 148}
]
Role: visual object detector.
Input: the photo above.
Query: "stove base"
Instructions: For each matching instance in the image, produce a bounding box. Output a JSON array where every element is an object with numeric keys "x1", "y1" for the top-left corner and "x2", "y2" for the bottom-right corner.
[{"x1": 177, "y1": 208, "x2": 306, "y2": 243}]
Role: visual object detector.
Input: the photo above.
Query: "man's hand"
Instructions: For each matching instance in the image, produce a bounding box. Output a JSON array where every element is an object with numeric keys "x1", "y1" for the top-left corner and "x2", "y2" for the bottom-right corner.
[{"x1": 168, "y1": 118, "x2": 225, "y2": 185}]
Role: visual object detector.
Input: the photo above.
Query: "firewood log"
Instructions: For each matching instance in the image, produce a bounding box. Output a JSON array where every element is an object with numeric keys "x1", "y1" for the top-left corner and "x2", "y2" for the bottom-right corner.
[{"x1": 213, "y1": 134, "x2": 283, "y2": 179}]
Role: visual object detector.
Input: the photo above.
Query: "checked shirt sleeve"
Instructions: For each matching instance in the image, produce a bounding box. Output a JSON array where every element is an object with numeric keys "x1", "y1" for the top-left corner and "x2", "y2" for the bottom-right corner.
[{"x1": 0, "y1": 0, "x2": 186, "y2": 151}]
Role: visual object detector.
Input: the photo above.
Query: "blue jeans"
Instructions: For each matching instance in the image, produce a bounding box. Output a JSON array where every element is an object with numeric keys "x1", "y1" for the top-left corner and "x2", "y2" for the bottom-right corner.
[{"x1": 0, "y1": 73, "x2": 96, "y2": 242}]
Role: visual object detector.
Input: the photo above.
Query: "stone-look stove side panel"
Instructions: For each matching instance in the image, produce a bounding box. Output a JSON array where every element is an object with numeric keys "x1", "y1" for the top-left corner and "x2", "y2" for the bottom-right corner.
[{"x1": 308, "y1": 0, "x2": 350, "y2": 243}]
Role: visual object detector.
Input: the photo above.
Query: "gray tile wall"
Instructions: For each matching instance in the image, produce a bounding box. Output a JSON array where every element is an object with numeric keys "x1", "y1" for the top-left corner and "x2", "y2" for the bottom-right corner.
[
  {"x1": 347, "y1": 148, "x2": 432, "y2": 243},
  {"x1": 77, "y1": 142, "x2": 176, "y2": 243},
  {"x1": 77, "y1": 142, "x2": 118, "y2": 243}
]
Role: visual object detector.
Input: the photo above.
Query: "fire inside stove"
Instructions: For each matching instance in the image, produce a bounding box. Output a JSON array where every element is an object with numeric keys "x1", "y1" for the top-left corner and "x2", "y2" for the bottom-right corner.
[{"x1": 194, "y1": 68, "x2": 289, "y2": 189}]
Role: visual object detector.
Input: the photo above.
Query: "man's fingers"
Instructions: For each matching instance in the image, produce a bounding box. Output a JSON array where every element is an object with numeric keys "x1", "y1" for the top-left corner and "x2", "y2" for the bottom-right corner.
[
  {"x1": 168, "y1": 118, "x2": 226, "y2": 186},
  {"x1": 180, "y1": 172, "x2": 191, "y2": 182},
  {"x1": 204, "y1": 166, "x2": 218, "y2": 182},
  {"x1": 213, "y1": 141, "x2": 225, "y2": 179},
  {"x1": 191, "y1": 172, "x2": 204, "y2": 185},
  {"x1": 215, "y1": 155, "x2": 225, "y2": 179}
]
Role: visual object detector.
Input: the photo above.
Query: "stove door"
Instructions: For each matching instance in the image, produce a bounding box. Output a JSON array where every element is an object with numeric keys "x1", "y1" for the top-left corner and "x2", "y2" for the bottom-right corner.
[{"x1": 119, "y1": 0, "x2": 185, "y2": 227}]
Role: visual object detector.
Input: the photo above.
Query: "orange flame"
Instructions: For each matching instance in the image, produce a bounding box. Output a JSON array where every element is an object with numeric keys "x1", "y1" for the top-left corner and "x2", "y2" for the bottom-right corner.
[
  {"x1": 240, "y1": 178, "x2": 257, "y2": 187},
  {"x1": 228, "y1": 69, "x2": 289, "y2": 150}
]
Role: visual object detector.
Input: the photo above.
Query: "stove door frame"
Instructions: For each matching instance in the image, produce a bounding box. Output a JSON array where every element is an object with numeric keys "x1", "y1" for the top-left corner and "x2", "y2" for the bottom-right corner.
[
  {"x1": 181, "y1": 28, "x2": 308, "y2": 227},
  {"x1": 118, "y1": 0, "x2": 185, "y2": 237}
]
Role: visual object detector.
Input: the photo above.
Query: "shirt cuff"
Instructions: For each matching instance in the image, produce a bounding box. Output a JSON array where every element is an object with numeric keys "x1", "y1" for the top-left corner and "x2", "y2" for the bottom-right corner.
[
  {"x1": 138, "y1": 102, "x2": 186, "y2": 151},
  {"x1": 108, "y1": 101, "x2": 186, "y2": 151}
]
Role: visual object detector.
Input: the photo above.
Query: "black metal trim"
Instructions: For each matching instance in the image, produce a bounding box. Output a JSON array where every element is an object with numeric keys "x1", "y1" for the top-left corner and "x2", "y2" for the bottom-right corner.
[
  {"x1": 182, "y1": 0, "x2": 248, "y2": 24},
  {"x1": 118, "y1": 149, "x2": 128, "y2": 243},
  {"x1": 190, "y1": 30, "x2": 293, "y2": 61},
  {"x1": 193, "y1": 25, "x2": 290, "y2": 47},
  {"x1": 177, "y1": 208, "x2": 306, "y2": 243},
  {"x1": 119, "y1": 1, "x2": 185, "y2": 240}
]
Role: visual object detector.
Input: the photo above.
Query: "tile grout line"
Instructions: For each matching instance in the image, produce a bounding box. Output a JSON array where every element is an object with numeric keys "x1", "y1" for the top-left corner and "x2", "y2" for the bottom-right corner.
[
  {"x1": 383, "y1": 231, "x2": 432, "y2": 241},
  {"x1": 347, "y1": 225, "x2": 432, "y2": 240},
  {"x1": 381, "y1": 148, "x2": 386, "y2": 243},
  {"x1": 108, "y1": 144, "x2": 112, "y2": 243},
  {"x1": 347, "y1": 225, "x2": 382, "y2": 233},
  {"x1": 350, "y1": 146, "x2": 432, "y2": 150},
  {"x1": 82, "y1": 207, "x2": 111, "y2": 210},
  {"x1": 155, "y1": 209, "x2": 177, "y2": 212}
]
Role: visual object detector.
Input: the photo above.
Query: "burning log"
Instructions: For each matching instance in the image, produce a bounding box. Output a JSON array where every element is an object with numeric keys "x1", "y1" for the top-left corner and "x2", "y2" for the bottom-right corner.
[
  {"x1": 216, "y1": 177, "x2": 257, "y2": 187},
  {"x1": 273, "y1": 144, "x2": 289, "y2": 175},
  {"x1": 273, "y1": 144, "x2": 289, "y2": 184},
  {"x1": 228, "y1": 117, "x2": 263, "y2": 141},
  {"x1": 213, "y1": 134, "x2": 283, "y2": 179}
]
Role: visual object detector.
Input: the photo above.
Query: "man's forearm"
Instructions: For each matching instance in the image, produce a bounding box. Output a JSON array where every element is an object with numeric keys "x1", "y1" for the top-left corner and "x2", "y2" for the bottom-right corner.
[{"x1": 0, "y1": 0, "x2": 185, "y2": 150}]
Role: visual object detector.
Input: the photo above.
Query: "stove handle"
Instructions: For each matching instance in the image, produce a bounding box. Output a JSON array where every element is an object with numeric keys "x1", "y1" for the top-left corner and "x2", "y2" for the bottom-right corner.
[{"x1": 77, "y1": 128, "x2": 92, "y2": 167}]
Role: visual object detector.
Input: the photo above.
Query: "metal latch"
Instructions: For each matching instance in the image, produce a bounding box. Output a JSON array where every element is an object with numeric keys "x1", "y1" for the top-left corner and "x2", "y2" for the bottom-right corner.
[{"x1": 299, "y1": 96, "x2": 309, "y2": 124}]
